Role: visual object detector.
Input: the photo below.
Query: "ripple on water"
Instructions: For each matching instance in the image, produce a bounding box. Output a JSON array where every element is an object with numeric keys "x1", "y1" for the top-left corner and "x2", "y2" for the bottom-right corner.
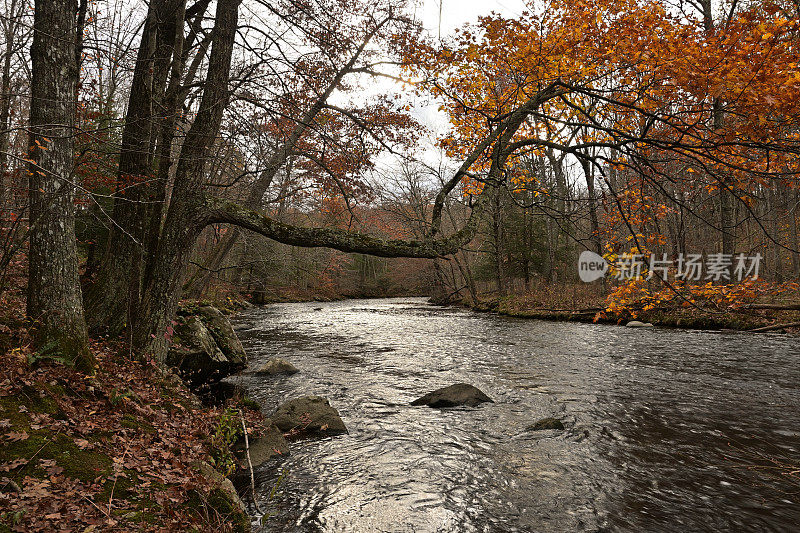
[{"x1": 232, "y1": 298, "x2": 800, "y2": 532}]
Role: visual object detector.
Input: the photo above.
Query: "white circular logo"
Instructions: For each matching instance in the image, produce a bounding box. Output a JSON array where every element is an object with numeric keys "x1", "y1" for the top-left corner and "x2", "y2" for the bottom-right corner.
[{"x1": 578, "y1": 250, "x2": 608, "y2": 282}]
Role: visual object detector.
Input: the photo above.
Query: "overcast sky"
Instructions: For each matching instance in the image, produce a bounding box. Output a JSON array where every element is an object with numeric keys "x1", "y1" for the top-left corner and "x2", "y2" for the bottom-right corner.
[
  {"x1": 416, "y1": 0, "x2": 528, "y2": 36},
  {"x1": 362, "y1": 0, "x2": 531, "y2": 178}
]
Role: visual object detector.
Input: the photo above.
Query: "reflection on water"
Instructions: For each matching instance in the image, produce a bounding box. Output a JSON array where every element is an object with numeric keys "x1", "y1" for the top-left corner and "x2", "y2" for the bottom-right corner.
[{"x1": 230, "y1": 298, "x2": 800, "y2": 532}]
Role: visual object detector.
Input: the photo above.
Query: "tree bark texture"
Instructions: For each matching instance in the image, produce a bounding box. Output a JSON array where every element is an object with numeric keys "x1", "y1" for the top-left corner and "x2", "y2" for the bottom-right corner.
[{"x1": 27, "y1": 0, "x2": 92, "y2": 370}]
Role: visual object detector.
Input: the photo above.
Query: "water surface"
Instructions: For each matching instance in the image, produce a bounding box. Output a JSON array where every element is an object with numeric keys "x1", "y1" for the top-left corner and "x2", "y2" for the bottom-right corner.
[{"x1": 230, "y1": 298, "x2": 800, "y2": 532}]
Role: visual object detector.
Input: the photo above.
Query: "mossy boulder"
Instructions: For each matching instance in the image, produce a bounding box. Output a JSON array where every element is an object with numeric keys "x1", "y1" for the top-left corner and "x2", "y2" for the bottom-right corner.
[
  {"x1": 167, "y1": 316, "x2": 244, "y2": 386},
  {"x1": 271, "y1": 396, "x2": 347, "y2": 437},
  {"x1": 193, "y1": 461, "x2": 250, "y2": 533},
  {"x1": 410, "y1": 383, "x2": 493, "y2": 408},
  {"x1": 196, "y1": 305, "x2": 247, "y2": 365}
]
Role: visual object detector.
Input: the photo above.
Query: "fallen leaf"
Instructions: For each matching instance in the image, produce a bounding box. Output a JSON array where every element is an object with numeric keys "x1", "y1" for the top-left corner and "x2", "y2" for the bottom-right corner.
[
  {"x1": 5, "y1": 431, "x2": 29, "y2": 442},
  {"x1": 0, "y1": 458, "x2": 28, "y2": 471},
  {"x1": 45, "y1": 465, "x2": 64, "y2": 476}
]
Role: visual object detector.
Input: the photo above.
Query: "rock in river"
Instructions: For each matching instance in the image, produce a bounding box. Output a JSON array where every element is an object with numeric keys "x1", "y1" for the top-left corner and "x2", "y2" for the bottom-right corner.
[
  {"x1": 625, "y1": 320, "x2": 654, "y2": 328},
  {"x1": 410, "y1": 383, "x2": 493, "y2": 408},
  {"x1": 271, "y1": 396, "x2": 347, "y2": 436},
  {"x1": 253, "y1": 358, "x2": 299, "y2": 375},
  {"x1": 528, "y1": 417, "x2": 565, "y2": 431}
]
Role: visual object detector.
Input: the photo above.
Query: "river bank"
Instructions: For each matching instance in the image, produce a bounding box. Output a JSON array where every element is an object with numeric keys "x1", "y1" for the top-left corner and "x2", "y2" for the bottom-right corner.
[
  {"x1": 0, "y1": 295, "x2": 272, "y2": 532},
  {"x1": 455, "y1": 287, "x2": 800, "y2": 333}
]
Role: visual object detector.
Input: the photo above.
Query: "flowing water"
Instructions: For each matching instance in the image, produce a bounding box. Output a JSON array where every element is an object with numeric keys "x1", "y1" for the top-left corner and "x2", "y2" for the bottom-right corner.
[{"x1": 230, "y1": 298, "x2": 800, "y2": 532}]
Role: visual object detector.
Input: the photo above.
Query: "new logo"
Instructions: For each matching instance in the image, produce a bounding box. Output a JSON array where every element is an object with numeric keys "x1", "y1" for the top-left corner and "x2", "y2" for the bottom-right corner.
[{"x1": 578, "y1": 250, "x2": 608, "y2": 282}]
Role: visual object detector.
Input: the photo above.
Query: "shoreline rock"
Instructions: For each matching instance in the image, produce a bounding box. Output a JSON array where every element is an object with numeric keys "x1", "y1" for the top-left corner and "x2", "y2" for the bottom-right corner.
[
  {"x1": 166, "y1": 305, "x2": 247, "y2": 389},
  {"x1": 197, "y1": 305, "x2": 247, "y2": 362},
  {"x1": 196, "y1": 461, "x2": 251, "y2": 533}
]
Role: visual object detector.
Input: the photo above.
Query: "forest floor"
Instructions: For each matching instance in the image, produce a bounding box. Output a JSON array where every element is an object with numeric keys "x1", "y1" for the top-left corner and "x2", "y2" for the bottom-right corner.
[
  {"x1": 463, "y1": 283, "x2": 800, "y2": 333},
  {"x1": 0, "y1": 293, "x2": 268, "y2": 533}
]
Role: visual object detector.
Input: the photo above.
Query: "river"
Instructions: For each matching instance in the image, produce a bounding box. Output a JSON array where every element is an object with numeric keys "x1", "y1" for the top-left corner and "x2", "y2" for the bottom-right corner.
[{"x1": 230, "y1": 297, "x2": 800, "y2": 532}]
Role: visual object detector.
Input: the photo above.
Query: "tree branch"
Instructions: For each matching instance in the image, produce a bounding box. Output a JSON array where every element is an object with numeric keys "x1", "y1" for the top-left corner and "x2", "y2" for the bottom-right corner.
[{"x1": 201, "y1": 195, "x2": 484, "y2": 258}]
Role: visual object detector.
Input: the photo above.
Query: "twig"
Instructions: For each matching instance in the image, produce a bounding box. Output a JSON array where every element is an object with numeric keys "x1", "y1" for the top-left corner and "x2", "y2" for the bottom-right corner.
[
  {"x1": 80, "y1": 493, "x2": 111, "y2": 519},
  {"x1": 239, "y1": 411, "x2": 261, "y2": 515},
  {"x1": 108, "y1": 441, "x2": 132, "y2": 517},
  {"x1": 742, "y1": 304, "x2": 800, "y2": 311}
]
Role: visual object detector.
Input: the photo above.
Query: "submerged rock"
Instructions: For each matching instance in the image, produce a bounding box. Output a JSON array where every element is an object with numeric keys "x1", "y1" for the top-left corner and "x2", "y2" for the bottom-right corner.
[
  {"x1": 625, "y1": 320, "x2": 654, "y2": 328},
  {"x1": 529, "y1": 417, "x2": 565, "y2": 431},
  {"x1": 271, "y1": 396, "x2": 347, "y2": 437},
  {"x1": 253, "y1": 358, "x2": 299, "y2": 376},
  {"x1": 410, "y1": 383, "x2": 493, "y2": 408}
]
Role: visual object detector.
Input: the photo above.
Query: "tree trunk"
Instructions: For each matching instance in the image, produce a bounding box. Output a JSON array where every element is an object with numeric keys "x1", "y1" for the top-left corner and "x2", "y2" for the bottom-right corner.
[
  {"x1": 546, "y1": 149, "x2": 568, "y2": 281},
  {"x1": 580, "y1": 156, "x2": 602, "y2": 254},
  {"x1": 27, "y1": 0, "x2": 92, "y2": 371},
  {"x1": 143, "y1": 0, "x2": 195, "y2": 285},
  {"x1": 702, "y1": 5, "x2": 736, "y2": 257},
  {"x1": 0, "y1": 0, "x2": 19, "y2": 214},
  {"x1": 85, "y1": 0, "x2": 184, "y2": 335},
  {"x1": 770, "y1": 185, "x2": 784, "y2": 282},
  {"x1": 790, "y1": 187, "x2": 800, "y2": 279},
  {"x1": 133, "y1": 0, "x2": 241, "y2": 361},
  {"x1": 492, "y1": 189, "x2": 506, "y2": 295},
  {"x1": 430, "y1": 258, "x2": 450, "y2": 304}
]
